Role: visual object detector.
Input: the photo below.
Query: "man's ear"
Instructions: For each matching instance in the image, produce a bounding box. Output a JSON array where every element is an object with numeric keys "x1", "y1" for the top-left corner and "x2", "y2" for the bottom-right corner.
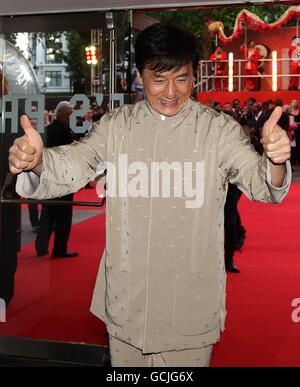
[{"x1": 137, "y1": 71, "x2": 143, "y2": 85}]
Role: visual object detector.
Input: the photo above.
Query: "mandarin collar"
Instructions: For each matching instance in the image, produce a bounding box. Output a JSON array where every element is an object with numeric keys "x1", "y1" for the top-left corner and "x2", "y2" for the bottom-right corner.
[{"x1": 144, "y1": 99, "x2": 193, "y2": 123}]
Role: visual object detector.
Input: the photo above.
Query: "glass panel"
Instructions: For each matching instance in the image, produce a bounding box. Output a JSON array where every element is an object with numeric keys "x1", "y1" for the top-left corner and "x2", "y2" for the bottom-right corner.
[{"x1": 0, "y1": 10, "x2": 134, "y2": 346}]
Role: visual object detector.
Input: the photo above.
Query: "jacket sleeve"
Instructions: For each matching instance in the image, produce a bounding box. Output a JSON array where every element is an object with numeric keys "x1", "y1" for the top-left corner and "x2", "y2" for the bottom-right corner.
[
  {"x1": 16, "y1": 114, "x2": 111, "y2": 199},
  {"x1": 218, "y1": 114, "x2": 292, "y2": 204}
]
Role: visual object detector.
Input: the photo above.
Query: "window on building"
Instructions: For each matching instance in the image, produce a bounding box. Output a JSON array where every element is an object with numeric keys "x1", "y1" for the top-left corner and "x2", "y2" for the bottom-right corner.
[
  {"x1": 45, "y1": 71, "x2": 62, "y2": 87},
  {"x1": 46, "y1": 33, "x2": 63, "y2": 63}
]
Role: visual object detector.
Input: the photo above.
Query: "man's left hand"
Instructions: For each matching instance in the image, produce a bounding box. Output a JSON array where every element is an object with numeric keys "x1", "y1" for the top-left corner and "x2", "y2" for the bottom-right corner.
[{"x1": 260, "y1": 106, "x2": 291, "y2": 165}]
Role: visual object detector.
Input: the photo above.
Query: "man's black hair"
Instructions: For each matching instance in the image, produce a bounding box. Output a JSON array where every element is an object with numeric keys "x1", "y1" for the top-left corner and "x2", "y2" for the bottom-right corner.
[{"x1": 134, "y1": 22, "x2": 199, "y2": 74}]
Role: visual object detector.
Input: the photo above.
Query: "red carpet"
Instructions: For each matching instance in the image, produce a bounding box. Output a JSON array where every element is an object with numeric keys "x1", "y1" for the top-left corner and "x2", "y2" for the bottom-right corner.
[
  {"x1": 0, "y1": 205, "x2": 108, "y2": 345},
  {"x1": 2, "y1": 184, "x2": 300, "y2": 366},
  {"x1": 73, "y1": 183, "x2": 105, "y2": 209},
  {"x1": 211, "y1": 183, "x2": 300, "y2": 367}
]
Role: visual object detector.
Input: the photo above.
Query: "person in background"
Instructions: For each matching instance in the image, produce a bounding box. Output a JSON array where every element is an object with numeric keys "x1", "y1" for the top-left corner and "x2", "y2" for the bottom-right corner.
[
  {"x1": 232, "y1": 99, "x2": 242, "y2": 122},
  {"x1": 270, "y1": 99, "x2": 290, "y2": 132},
  {"x1": 240, "y1": 41, "x2": 260, "y2": 91},
  {"x1": 44, "y1": 110, "x2": 51, "y2": 126},
  {"x1": 92, "y1": 105, "x2": 107, "y2": 123},
  {"x1": 247, "y1": 102, "x2": 267, "y2": 156},
  {"x1": 35, "y1": 101, "x2": 79, "y2": 258},
  {"x1": 223, "y1": 102, "x2": 233, "y2": 116},
  {"x1": 210, "y1": 46, "x2": 228, "y2": 92},
  {"x1": 0, "y1": 71, "x2": 18, "y2": 306},
  {"x1": 224, "y1": 183, "x2": 243, "y2": 273},
  {"x1": 262, "y1": 101, "x2": 269, "y2": 114},
  {"x1": 288, "y1": 113, "x2": 298, "y2": 166},
  {"x1": 205, "y1": 98, "x2": 214, "y2": 109},
  {"x1": 239, "y1": 102, "x2": 252, "y2": 127},
  {"x1": 84, "y1": 109, "x2": 94, "y2": 128},
  {"x1": 267, "y1": 99, "x2": 275, "y2": 113},
  {"x1": 224, "y1": 100, "x2": 246, "y2": 273},
  {"x1": 288, "y1": 36, "x2": 300, "y2": 91},
  {"x1": 131, "y1": 72, "x2": 144, "y2": 102},
  {"x1": 256, "y1": 46, "x2": 264, "y2": 91},
  {"x1": 289, "y1": 99, "x2": 300, "y2": 165},
  {"x1": 251, "y1": 103, "x2": 269, "y2": 132},
  {"x1": 213, "y1": 101, "x2": 222, "y2": 112}
]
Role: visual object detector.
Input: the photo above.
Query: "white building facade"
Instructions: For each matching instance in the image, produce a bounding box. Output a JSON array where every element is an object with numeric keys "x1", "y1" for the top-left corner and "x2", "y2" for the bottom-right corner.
[{"x1": 28, "y1": 32, "x2": 71, "y2": 94}]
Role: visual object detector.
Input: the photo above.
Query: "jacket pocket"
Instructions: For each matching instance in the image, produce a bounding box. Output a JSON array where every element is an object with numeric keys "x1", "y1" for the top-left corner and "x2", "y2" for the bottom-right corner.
[
  {"x1": 175, "y1": 271, "x2": 221, "y2": 336},
  {"x1": 105, "y1": 263, "x2": 129, "y2": 327}
]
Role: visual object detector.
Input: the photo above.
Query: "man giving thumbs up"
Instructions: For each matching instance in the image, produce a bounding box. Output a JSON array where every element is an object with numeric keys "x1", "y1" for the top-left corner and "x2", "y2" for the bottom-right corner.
[{"x1": 7, "y1": 23, "x2": 293, "y2": 367}]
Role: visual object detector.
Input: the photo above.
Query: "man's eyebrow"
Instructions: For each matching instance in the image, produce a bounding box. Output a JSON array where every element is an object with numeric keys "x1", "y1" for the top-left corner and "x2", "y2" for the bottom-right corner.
[
  {"x1": 175, "y1": 72, "x2": 190, "y2": 78},
  {"x1": 153, "y1": 71, "x2": 190, "y2": 78}
]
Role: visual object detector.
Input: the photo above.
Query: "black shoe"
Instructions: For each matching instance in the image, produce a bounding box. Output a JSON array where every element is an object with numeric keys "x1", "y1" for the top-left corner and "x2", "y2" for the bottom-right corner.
[
  {"x1": 52, "y1": 251, "x2": 79, "y2": 258},
  {"x1": 226, "y1": 262, "x2": 240, "y2": 273}
]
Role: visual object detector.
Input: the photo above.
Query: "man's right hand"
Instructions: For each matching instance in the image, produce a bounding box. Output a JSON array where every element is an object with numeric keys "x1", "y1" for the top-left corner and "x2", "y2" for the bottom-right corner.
[{"x1": 9, "y1": 115, "x2": 44, "y2": 176}]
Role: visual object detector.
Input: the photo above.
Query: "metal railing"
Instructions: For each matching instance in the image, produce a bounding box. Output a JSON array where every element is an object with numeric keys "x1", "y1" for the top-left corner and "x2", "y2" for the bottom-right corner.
[
  {"x1": 0, "y1": 172, "x2": 106, "y2": 207},
  {"x1": 197, "y1": 57, "x2": 300, "y2": 92}
]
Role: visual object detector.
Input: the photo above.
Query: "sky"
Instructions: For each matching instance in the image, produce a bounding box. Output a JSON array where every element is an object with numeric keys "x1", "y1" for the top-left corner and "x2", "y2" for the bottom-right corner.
[{"x1": 16, "y1": 33, "x2": 29, "y2": 59}]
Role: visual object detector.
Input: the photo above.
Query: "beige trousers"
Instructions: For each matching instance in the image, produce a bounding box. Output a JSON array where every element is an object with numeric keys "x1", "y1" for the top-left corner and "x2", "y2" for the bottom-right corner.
[{"x1": 109, "y1": 336, "x2": 213, "y2": 367}]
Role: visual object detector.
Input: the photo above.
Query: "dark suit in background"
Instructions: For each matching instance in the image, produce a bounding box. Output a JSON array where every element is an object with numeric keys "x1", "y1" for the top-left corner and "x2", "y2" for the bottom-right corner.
[
  {"x1": 35, "y1": 116, "x2": 79, "y2": 257},
  {"x1": 247, "y1": 108, "x2": 269, "y2": 155},
  {"x1": 224, "y1": 184, "x2": 244, "y2": 273}
]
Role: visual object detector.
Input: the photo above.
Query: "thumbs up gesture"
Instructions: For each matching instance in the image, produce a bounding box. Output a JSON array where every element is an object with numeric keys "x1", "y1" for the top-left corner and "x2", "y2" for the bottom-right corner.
[
  {"x1": 260, "y1": 107, "x2": 291, "y2": 165},
  {"x1": 9, "y1": 115, "x2": 44, "y2": 175}
]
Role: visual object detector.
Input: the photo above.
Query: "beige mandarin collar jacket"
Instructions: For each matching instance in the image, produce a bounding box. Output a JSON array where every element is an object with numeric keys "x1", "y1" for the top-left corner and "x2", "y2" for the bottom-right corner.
[{"x1": 17, "y1": 99, "x2": 291, "y2": 353}]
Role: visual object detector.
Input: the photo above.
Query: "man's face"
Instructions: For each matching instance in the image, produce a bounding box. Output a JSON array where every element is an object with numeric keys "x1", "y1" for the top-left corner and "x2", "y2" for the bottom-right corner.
[
  {"x1": 224, "y1": 103, "x2": 231, "y2": 111},
  {"x1": 214, "y1": 103, "x2": 222, "y2": 112},
  {"x1": 291, "y1": 100, "x2": 298, "y2": 109},
  {"x1": 140, "y1": 64, "x2": 194, "y2": 117},
  {"x1": 253, "y1": 103, "x2": 261, "y2": 114},
  {"x1": 233, "y1": 100, "x2": 240, "y2": 110},
  {"x1": 268, "y1": 103, "x2": 275, "y2": 111},
  {"x1": 60, "y1": 107, "x2": 73, "y2": 126},
  {"x1": 85, "y1": 110, "x2": 93, "y2": 121},
  {"x1": 206, "y1": 99, "x2": 214, "y2": 109}
]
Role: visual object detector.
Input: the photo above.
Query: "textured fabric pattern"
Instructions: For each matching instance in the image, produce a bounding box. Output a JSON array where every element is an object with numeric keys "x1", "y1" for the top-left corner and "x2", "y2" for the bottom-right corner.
[{"x1": 16, "y1": 99, "x2": 291, "y2": 353}]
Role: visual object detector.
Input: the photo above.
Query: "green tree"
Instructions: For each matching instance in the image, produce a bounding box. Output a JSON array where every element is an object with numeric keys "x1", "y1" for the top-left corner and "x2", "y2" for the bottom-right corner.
[
  {"x1": 5, "y1": 33, "x2": 17, "y2": 46},
  {"x1": 63, "y1": 31, "x2": 89, "y2": 92}
]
